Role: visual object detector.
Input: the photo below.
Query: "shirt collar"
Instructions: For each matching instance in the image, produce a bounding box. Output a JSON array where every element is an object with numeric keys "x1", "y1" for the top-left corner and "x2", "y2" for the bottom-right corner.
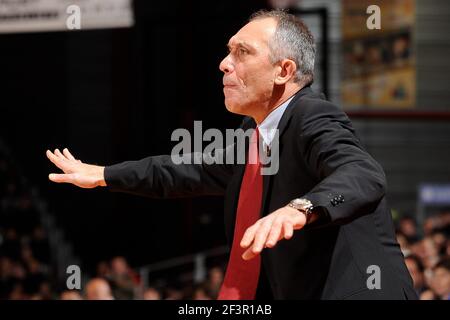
[{"x1": 257, "y1": 96, "x2": 294, "y2": 147}]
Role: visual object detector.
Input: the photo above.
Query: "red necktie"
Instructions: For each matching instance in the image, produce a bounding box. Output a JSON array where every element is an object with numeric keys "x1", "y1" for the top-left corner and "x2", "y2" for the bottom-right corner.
[{"x1": 218, "y1": 128, "x2": 262, "y2": 300}]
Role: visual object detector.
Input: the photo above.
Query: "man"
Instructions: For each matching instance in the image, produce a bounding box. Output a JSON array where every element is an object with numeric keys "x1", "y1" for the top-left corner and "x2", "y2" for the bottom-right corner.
[
  {"x1": 85, "y1": 278, "x2": 114, "y2": 300},
  {"x1": 404, "y1": 254, "x2": 426, "y2": 295},
  {"x1": 46, "y1": 10, "x2": 417, "y2": 299},
  {"x1": 430, "y1": 258, "x2": 450, "y2": 300},
  {"x1": 60, "y1": 290, "x2": 83, "y2": 300}
]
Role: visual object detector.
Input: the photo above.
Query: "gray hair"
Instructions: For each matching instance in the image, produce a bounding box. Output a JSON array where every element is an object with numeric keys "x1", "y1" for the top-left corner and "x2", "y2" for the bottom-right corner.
[{"x1": 250, "y1": 10, "x2": 316, "y2": 85}]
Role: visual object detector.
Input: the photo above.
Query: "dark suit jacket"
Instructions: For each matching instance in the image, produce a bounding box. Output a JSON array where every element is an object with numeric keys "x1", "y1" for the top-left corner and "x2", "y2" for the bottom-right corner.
[{"x1": 104, "y1": 86, "x2": 417, "y2": 299}]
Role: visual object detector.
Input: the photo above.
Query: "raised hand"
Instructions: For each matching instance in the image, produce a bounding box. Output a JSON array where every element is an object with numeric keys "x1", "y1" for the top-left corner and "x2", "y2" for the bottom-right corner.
[{"x1": 46, "y1": 148, "x2": 106, "y2": 188}]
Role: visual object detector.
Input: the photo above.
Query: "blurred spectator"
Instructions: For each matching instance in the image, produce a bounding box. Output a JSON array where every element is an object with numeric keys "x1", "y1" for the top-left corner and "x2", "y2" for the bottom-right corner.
[
  {"x1": 420, "y1": 257, "x2": 450, "y2": 300},
  {"x1": 396, "y1": 232, "x2": 410, "y2": 256},
  {"x1": 432, "y1": 231, "x2": 447, "y2": 256},
  {"x1": 30, "y1": 226, "x2": 51, "y2": 264},
  {"x1": 85, "y1": 278, "x2": 114, "y2": 300},
  {"x1": 164, "y1": 287, "x2": 184, "y2": 300},
  {"x1": 405, "y1": 255, "x2": 426, "y2": 295},
  {"x1": 108, "y1": 256, "x2": 139, "y2": 300},
  {"x1": 0, "y1": 228, "x2": 21, "y2": 260},
  {"x1": 0, "y1": 256, "x2": 14, "y2": 299},
  {"x1": 96, "y1": 260, "x2": 111, "y2": 278},
  {"x1": 430, "y1": 258, "x2": 450, "y2": 300},
  {"x1": 23, "y1": 258, "x2": 47, "y2": 296},
  {"x1": 205, "y1": 266, "x2": 224, "y2": 299},
  {"x1": 398, "y1": 216, "x2": 419, "y2": 243},
  {"x1": 142, "y1": 287, "x2": 161, "y2": 300},
  {"x1": 424, "y1": 212, "x2": 450, "y2": 235},
  {"x1": 414, "y1": 236, "x2": 440, "y2": 270},
  {"x1": 9, "y1": 283, "x2": 26, "y2": 300},
  {"x1": 60, "y1": 290, "x2": 83, "y2": 300},
  {"x1": 30, "y1": 281, "x2": 53, "y2": 300},
  {"x1": 192, "y1": 284, "x2": 212, "y2": 300}
]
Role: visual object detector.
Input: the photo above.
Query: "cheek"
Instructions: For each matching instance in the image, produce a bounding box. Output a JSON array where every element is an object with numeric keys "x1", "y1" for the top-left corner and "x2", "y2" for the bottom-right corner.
[
  {"x1": 225, "y1": 60, "x2": 275, "y2": 106},
  {"x1": 246, "y1": 67, "x2": 275, "y2": 92},
  {"x1": 233, "y1": 69, "x2": 248, "y2": 91},
  {"x1": 444, "y1": 277, "x2": 450, "y2": 288}
]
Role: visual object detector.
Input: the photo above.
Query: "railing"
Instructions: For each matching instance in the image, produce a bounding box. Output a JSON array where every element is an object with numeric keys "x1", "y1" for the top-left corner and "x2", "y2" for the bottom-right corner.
[{"x1": 138, "y1": 245, "x2": 229, "y2": 290}]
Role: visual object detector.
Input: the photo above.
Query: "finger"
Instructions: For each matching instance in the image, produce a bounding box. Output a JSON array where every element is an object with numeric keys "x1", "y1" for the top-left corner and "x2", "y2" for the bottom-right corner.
[
  {"x1": 242, "y1": 247, "x2": 258, "y2": 261},
  {"x1": 283, "y1": 221, "x2": 294, "y2": 240},
  {"x1": 46, "y1": 150, "x2": 70, "y2": 172},
  {"x1": 265, "y1": 219, "x2": 283, "y2": 248},
  {"x1": 63, "y1": 148, "x2": 76, "y2": 161},
  {"x1": 251, "y1": 222, "x2": 272, "y2": 254},
  {"x1": 240, "y1": 224, "x2": 258, "y2": 248},
  {"x1": 54, "y1": 148, "x2": 67, "y2": 160},
  {"x1": 48, "y1": 173, "x2": 75, "y2": 184}
]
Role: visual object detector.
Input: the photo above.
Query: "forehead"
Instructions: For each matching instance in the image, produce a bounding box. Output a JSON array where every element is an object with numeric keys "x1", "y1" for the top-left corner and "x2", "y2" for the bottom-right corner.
[{"x1": 228, "y1": 17, "x2": 277, "y2": 48}]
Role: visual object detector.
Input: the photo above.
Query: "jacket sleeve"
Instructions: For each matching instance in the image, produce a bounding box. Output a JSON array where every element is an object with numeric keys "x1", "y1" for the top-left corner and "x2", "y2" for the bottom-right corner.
[
  {"x1": 298, "y1": 100, "x2": 387, "y2": 225},
  {"x1": 104, "y1": 144, "x2": 236, "y2": 199}
]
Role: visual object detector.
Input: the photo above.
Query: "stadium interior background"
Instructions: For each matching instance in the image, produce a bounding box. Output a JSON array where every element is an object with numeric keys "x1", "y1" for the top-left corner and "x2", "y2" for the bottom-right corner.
[{"x1": 0, "y1": 0, "x2": 449, "y2": 300}]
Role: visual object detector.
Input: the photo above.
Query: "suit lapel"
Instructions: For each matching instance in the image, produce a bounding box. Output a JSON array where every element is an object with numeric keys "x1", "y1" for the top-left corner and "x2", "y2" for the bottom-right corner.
[
  {"x1": 260, "y1": 86, "x2": 313, "y2": 215},
  {"x1": 277, "y1": 86, "x2": 313, "y2": 138}
]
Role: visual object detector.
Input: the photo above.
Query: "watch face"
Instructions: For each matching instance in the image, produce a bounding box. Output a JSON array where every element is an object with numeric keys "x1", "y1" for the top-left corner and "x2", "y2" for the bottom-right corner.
[
  {"x1": 293, "y1": 199, "x2": 308, "y2": 206},
  {"x1": 290, "y1": 198, "x2": 313, "y2": 211}
]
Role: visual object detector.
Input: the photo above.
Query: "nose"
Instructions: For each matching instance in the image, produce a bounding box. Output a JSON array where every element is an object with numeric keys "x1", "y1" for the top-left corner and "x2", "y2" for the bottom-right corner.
[{"x1": 219, "y1": 54, "x2": 233, "y2": 74}]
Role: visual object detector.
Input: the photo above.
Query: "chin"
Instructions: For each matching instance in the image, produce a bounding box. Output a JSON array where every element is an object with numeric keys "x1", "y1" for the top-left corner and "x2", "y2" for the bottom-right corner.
[{"x1": 224, "y1": 101, "x2": 247, "y2": 116}]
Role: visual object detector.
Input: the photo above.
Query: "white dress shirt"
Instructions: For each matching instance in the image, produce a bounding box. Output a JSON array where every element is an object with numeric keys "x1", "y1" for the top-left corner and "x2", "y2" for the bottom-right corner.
[{"x1": 257, "y1": 96, "x2": 294, "y2": 154}]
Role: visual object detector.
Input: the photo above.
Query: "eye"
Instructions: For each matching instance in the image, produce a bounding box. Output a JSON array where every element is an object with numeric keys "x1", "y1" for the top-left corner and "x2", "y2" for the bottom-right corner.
[{"x1": 238, "y1": 48, "x2": 248, "y2": 55}]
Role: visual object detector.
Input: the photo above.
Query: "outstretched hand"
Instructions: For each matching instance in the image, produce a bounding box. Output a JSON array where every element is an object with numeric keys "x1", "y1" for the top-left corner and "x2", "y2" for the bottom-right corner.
[
  {"x1": 240, "y1": 206, "x2": 307, "y2": 261},
  {"x1": 46, "y1": 148, "x2": 106, "y2": 188}
]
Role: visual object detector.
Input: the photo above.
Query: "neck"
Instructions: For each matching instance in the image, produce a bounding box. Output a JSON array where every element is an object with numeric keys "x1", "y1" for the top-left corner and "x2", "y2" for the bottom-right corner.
[{"x1": 253, "y1": 84, "x2": 303, "y2": 124}]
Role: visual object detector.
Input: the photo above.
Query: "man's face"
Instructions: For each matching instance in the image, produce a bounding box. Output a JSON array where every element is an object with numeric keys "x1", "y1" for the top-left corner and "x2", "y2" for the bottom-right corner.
[
  {"x1": 219, "y1": 18, "x2": 279, "y2": 117},
  {"x1": 432, "y1": 267, "x2": 450, "y2": 298},
  {"x1": 405, "y1": 258, "x2": 424, "y2": 289}
]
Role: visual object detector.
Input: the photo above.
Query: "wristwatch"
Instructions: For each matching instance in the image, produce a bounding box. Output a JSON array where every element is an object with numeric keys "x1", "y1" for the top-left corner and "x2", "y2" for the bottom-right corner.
[{"x1": 287, "y1": 198, "x2": 315, "y2": 222}]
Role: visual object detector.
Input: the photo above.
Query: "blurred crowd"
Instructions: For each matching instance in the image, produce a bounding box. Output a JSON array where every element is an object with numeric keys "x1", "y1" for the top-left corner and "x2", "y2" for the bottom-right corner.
[
  {"x1": 1, "y1": 144, "x2": 449, "y2": 300},
  {"x1": 396, "y1": 212, "x2": 450, "y2": 300},
  {"x1": 59, "y1": 258, "x2": 225, "y2": 300},
  {"x1": 0, "y1": 150, "x2": 53, "y2": 300}
]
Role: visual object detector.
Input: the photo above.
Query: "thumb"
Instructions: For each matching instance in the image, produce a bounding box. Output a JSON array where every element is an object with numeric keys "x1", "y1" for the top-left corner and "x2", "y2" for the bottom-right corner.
[
  {"x1": 49, "y1": 173, "x2": 74, "y2": 184},
  {"x1": 242, "y1": 247, "x2": 258, "y2": 261}
]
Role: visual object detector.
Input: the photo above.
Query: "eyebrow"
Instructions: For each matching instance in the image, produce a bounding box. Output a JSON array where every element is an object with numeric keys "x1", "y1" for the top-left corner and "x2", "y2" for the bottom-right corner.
[{"x1": 227, "y1": 41, "x2": 254, "y2": 52}]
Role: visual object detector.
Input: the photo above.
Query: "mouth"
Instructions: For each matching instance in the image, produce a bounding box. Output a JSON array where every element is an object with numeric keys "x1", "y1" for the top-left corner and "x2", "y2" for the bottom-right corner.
[
  {"x1": 223, "y1": 83, "x2": 239, "y2": 92},
  {"x1": 223, "y1": 78, "x2": 237, "y2": 88}
]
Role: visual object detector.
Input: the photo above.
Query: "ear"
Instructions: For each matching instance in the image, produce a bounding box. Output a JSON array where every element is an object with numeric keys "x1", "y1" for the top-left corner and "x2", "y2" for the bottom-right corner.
[{"x1": 274, "y1": 59, "x2": 297, "y2": 85}]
